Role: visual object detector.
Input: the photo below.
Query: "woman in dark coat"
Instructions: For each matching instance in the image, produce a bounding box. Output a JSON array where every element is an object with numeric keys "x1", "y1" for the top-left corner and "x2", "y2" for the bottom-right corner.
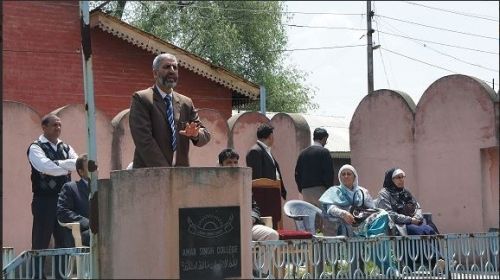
[{"x1": 376, "y1": 168, "x2": 438, "y2": 236}]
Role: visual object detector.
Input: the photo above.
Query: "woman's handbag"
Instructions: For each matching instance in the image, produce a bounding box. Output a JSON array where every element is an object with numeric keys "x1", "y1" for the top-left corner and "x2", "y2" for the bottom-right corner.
[
  {"x1": 395, "y1": 190, "x2": 417, "y2": 217},
  {"x1": 349, "y1": 189, "x2": 379, "y2": 227}
]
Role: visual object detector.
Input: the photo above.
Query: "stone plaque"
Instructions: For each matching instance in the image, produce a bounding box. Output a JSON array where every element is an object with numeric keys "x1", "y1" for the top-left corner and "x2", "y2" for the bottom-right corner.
[{"x1": 179, "y1": 206, "x2": 241, "y2": 279}]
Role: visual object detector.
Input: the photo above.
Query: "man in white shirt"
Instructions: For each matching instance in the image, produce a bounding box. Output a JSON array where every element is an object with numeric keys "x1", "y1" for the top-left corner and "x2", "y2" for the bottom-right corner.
[{"x1": 27, "y1": 113, "x2": 78, "y2": 279}]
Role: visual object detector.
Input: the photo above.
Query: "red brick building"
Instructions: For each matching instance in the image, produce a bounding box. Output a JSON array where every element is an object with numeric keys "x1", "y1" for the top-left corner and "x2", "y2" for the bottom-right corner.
[{"x1": 3, "y1": 2, "x2": 259, "y2": 120}]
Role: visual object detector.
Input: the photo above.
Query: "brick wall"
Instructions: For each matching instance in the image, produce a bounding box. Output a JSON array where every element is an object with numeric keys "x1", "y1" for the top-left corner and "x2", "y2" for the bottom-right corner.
[
  {"x1": 3, "y1": 1, "x2": 234, "y2": 120},
  {"x1": 3, "y1": 1, "x2": 84, "y2": 115},
  {"x1": 91, "y1": 29, "x2": 234, "y2": 119}
]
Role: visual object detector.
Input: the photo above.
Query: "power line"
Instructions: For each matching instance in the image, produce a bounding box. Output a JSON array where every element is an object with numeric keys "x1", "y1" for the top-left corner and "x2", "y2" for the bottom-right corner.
[
  {"x1": 402, "y1": 1, "x2": 499, "y2": 22},
  {"x1": 283, "y1": 22, "x2": 498, "y2": 55},
  {"x1": 377, "y1": 30, "x2": 499, "y2": 55},
  {"x1": 372, "y1": 17, "x2": 392, "y2": 88},
  {"x1": 376, "y1": 14, "x2": 498, "y2": 40},
  {"x1": 377, "y1": 20, "x2": 499, "y2": 73},
  {"x1": 269, "y1": 44, "x2": 366, "y2": 52},
  {"x1": 135, "y1": 2, "x2": 366, "y2": 16},
  {"x1": 381, "y1": 47, "x2": 494, "y2": 86},
  {"x1": 285, "y1": 24, "x2": 366, "y2": 31}
]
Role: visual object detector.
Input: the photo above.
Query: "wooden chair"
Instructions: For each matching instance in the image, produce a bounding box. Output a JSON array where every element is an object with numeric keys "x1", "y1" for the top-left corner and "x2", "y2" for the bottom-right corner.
[{"x1": 252, "y1": 178, "x2": 283, "y2": 230}]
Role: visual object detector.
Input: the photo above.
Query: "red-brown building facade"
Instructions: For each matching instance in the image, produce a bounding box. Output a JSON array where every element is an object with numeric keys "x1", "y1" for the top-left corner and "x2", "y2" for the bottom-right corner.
[{"x1": 3, "y1": 1, "x2": 259, "y2": 120}]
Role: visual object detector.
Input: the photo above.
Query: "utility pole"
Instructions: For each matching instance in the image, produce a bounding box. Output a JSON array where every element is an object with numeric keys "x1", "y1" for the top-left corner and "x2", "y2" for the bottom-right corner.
[{"x1": 367, "y1": 0, "x2": 374, "y2": 94}]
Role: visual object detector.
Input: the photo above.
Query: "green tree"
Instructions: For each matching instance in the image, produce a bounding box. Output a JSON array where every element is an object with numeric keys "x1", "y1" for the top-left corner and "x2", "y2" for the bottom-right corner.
[{"x1": 91, "y1": 1, "x2": 317, "y2": 113}]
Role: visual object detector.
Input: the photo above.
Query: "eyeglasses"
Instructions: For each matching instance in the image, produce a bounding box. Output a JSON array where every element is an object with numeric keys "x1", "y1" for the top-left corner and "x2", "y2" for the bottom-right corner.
[
  {"x1": 393, "y1": 175, "x2": 406, "y2": 179},
  {"x1": 340, "y1": 172, "x2": 353, "y2": 176}
]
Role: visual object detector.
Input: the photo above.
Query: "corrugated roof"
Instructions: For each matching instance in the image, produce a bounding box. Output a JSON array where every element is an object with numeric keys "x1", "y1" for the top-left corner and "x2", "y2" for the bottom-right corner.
[
  {"x1": 232, "y1": 110, "x2": 350, "y2": 153},
  {"x1": 301, "y1": 114, "x2": 350, "y2": 153}
]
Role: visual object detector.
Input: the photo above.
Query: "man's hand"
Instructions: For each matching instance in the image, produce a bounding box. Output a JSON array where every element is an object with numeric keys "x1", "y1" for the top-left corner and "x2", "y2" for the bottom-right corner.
[{"x1": 179, "y1": 122, "x2": 201, "y2": 138}]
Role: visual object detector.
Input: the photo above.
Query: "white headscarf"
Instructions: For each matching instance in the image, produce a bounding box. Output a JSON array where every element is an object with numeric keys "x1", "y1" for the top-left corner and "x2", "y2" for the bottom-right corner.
[
  {"x1": 338, "y1": 164, "x2": 359, "y2": 188},
  {"x1": 392, "y1": 168, "x2": 405, "y2": 178}
]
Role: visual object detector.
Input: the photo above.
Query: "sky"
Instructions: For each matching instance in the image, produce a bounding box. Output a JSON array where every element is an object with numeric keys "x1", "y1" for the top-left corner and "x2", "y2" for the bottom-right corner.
[{"x1": 283, "y1": 1, "x2": 499, "y2": 119}]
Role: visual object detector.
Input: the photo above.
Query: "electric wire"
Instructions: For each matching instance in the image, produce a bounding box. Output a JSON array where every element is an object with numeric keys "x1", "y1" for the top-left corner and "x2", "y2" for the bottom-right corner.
[
  {"x1": 372, "y1": 17, "x2": 392, "y2": 88},
  {"x1": 377, "y1": 19, "x2": 499, "y2": 72},
  {"x1": 375, "y1": 14, "x2": 497, "y2": 40},
  {"x1": 381, "y1": 47, "x2": 494, "y2": 86},
  {"x1": 401, "y1": 1, "x2": 499, "y2": 22}
]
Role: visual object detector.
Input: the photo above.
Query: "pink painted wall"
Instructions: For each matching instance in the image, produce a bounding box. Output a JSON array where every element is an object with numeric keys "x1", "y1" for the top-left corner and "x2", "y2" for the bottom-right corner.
[
  {"x1": 350, "y1": 90, "x2": 417, "y2": 197},
  {"x1": 351, "y1": 74, "x2": 499, "y2": 233},
  {"x1": 415, "y1": 75, "x2": 498, "y2": 233},
  {"x1": 189, "y1": 109, "x2": 230, "y2": 167},
  {"x1": 2, "y1": 102, "x2": 313, "y2": 254},
  {"x1": 2, "y1": 101, "x2": 41, "y2": 255},
  {"x1": 98, "y1": 167, "x2": 253, "y2": 278}
]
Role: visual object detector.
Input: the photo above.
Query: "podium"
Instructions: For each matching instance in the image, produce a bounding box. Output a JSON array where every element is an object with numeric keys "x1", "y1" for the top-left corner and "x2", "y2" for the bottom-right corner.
[
  {"x1": 98, "y1": 167, "x2": 252, "y2": 279},
  {"x1": 252, "y1": 178, "x2": 283, "y2": 229}
]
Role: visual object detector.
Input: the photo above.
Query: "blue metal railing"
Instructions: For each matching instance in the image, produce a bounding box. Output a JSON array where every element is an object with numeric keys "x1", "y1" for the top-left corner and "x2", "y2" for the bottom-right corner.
[{"x1": 3, "y1": 232, "x2": 498, "y2": 279}]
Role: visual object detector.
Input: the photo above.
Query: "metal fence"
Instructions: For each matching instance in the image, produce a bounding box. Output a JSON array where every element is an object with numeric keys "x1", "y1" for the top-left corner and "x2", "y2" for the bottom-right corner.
[
  {"x1": 252, "y1": 232, "x2": 499, "y2": 279},
  {"x1": 3, "y1": 233, "x2": 498, "y2": 279},
  {"x1": 2, "y1": 247, "x2": 90, "y2": 279}
]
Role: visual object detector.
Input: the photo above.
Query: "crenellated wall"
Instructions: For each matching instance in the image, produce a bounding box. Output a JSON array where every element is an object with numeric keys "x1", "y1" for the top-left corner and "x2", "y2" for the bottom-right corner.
[
  {"x1": 3, "y1": 74, "x2": 498, "y2": 254},
  {"x1": 351, "y1": 74, "x2": 499, "y2": 234},
  {"x1": 2, "y1": 102, "x2": 310, "y2": 254}
]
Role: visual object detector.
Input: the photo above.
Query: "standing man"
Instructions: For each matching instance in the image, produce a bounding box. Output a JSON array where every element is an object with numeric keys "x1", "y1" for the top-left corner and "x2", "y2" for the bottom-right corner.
[
  {"x1": 246, "y1": 123, "x2": 287, "y2": 200},
  {"x1": 27, "y1": 113, "x2": 78, "y2": 278},
  {"x1": 295, "y1": 127, "x2": 334, "y2": 207},
  {"x1": 129, "y1": 53, "x2": 210, "y2": 168},
  {"x1": 57, "y1": 154, "x2": 91, "y2": 246}
]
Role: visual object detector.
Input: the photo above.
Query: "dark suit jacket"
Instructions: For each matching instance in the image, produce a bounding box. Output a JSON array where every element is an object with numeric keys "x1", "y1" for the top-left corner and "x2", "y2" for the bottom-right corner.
[
  {"x1": 246, "y1": 142, "x2": 287, "y2": 199},
  {"x1": 129, "y1": 86, "x2": 210, "y2": 168},
  {"x1": 57, "y1": 179, "x2": 90, "y2": 246},
  {"x1": 295, "y1": 144, "x2": 334, "y2": 192}
]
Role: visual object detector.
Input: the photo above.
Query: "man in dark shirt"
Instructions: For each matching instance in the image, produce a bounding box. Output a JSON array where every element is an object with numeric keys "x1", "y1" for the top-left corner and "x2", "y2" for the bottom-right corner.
[{"x1": 295, "y1": 128, "x2": 334, "y2": 207}]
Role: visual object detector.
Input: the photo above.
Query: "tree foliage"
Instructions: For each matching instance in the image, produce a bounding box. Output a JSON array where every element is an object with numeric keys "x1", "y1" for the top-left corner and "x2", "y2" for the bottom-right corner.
[{"x1": 91, "y1": 1, "x2": 317, "y2": 113}]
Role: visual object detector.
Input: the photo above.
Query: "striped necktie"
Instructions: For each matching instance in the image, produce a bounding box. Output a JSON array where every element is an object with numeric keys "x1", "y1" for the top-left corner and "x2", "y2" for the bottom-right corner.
[{"x1": 164, "y1": 95, "x2": 177, "y2": 151}]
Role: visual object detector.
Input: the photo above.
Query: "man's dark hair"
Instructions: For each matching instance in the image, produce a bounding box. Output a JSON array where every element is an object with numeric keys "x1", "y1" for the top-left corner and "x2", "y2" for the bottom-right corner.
[
  {"x1": 313, "y1": 128, "x2": 329, "y2": 141},
  {"x1": 218, "y1": 148, "x2": 239, "y2": 165},
  {"x1": 76, "y1": 153, "x2": 88, "y2": 177},
  {"x1": 41, "y1": 114, "x2": 59, "y2": 126},
  {"x1": 256, "y1": 123, "x2": 274, "y2": 139}
]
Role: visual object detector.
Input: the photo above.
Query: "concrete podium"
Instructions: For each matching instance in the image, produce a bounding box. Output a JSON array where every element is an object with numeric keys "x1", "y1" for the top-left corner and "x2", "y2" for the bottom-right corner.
[{"x1": 98, "y1": 167, "x2": 252, "y2": 279}]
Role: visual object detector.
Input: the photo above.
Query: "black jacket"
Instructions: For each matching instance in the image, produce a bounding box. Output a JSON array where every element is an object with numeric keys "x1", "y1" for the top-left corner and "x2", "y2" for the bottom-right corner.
[
  {"x1": 57, "y1": 179, "x2": 90, "y2": 233},
  {"x1": 294, "y1": 144, "x2": 334, "y2": 192},
  {"x1": 246, "y1": 142, "x2": 287, "y2": 200}
]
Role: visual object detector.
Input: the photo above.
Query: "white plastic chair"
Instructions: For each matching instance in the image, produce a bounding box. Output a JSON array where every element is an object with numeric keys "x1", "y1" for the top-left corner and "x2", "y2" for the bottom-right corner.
[
  {"x1": 283, "y1": 200, "x2": 323, "y2": 234},
  {"x1": 58, "y1": 221, "x2": 85, "y2": 279}
]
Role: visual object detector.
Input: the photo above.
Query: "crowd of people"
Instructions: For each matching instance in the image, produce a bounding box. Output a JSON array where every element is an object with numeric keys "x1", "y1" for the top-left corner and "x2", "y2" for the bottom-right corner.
[{"x1": 27, "y1": 53, "x2": 442, "y2": 278}]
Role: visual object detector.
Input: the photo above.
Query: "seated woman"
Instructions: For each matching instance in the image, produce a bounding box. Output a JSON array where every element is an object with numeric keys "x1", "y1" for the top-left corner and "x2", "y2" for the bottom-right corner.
[
  {"x1": 319, "y1": 164, "x2": 390, "y2": 237},
  {"x1": 320, "y1": 164, "x2": 394, "y2": 275},
  {"x1": 376, "y1": 168, "x2": 438, "y2": 236},
  {"x1": 376, "y1": 168, "x2": 444, "y2": 272}
]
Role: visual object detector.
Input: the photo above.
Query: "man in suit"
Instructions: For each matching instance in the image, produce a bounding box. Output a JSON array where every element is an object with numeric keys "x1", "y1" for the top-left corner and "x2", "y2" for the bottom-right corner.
[
  {"x1": 129, "y1": 53, "x2": 210, "y2": 168},
  {"x1": 246, "y1": 123, "x2": 287, "y2": 200},
  {"x1": 294, "y1": 127, "x2": 334, "y2": 207},
  {"x1": 57, "y1": 154, "x2": 91, "y2": 246}
]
